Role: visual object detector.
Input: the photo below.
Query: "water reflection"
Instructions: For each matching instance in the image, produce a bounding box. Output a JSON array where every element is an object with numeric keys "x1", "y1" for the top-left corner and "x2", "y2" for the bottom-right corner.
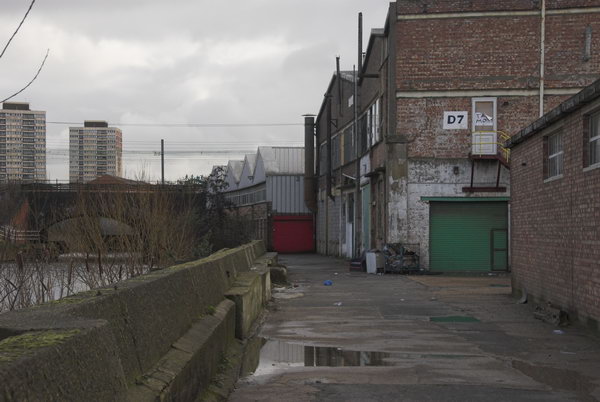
[{"x1": 244, "y1": 338, "x2": 393, "y2": 378}]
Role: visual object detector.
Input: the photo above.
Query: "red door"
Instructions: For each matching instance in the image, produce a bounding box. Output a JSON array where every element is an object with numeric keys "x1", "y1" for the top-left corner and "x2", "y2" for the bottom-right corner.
[{"x1": 272, "y1": 215, "x2": 314, "y2": 253}]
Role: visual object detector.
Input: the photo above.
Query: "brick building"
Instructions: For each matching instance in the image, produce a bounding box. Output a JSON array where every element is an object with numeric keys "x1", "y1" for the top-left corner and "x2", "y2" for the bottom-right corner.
[
  {"x1": 507, "y1": 78, "x2": 600, "y2": 328},
  {"x1": 312, "y1": 0, "x2": 600, "y2": 271}
]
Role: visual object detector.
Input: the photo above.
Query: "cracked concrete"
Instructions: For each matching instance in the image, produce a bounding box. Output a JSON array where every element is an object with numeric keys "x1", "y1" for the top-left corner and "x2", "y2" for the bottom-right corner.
[{"x1": 229, "y1": 254, "x2": 600, "y2": 401}]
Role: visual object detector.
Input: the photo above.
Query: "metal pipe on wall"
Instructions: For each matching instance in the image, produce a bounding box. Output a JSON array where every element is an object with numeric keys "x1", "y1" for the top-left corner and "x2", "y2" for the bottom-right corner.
[
  {"x1": 354, "y1": 13, "x2": 363, "y2": 258},
  {"x1": 358, "y1": 12, "x2": 363, "y2": 76},
  {"x1": 336, "y1": 56, "x2": 343, "y2": 116},
  {"x1": 326, "y1": 96, "x2": 332, "y2": 199},
  {"x1": 353, "y1": 64, "x2": 359, "y2": 259},
  {"x1": 539, "y1": 0, "x2": 546, "y2": 117}
]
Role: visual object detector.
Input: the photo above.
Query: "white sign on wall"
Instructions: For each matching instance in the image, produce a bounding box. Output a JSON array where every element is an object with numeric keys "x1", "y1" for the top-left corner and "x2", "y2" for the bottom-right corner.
[{"x1": 443, "y1": 111, "x2": 468, "y2": 129}]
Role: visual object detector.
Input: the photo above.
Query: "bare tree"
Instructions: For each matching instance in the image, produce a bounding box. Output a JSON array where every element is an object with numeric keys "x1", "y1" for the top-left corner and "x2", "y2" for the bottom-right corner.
[{"x1": 0, "y1": 170, "x2": 253, "y2": 313}]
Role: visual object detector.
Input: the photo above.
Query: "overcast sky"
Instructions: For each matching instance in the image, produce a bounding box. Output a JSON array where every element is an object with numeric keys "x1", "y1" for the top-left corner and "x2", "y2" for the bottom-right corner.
[{"x1": 0, "y1": 1, "x2": 390, "y2": 182}]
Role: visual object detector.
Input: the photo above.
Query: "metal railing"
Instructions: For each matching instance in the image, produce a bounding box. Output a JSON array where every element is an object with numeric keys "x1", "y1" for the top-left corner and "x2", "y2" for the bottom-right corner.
[
  {"x1": 0, "y1": 225, "x2": 40, "y2": 243},
  {"x1": 472, "y1": 131, "x2": 511, "y2": 162}
]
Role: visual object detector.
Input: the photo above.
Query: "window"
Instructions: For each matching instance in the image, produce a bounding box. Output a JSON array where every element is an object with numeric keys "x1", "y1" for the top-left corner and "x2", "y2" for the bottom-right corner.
[
  {"x1": 589, "y1": 111, "x2": 600, "y2": 166},
  {"x1": 366, "y1": 99, "x2": 382, "y2": 147},
  {"x1": 472, "y1": 97, "x2": 497, "y2": 132},
  {"x1": 545, "y1": 131, "x2": 564, "y2": 179}
]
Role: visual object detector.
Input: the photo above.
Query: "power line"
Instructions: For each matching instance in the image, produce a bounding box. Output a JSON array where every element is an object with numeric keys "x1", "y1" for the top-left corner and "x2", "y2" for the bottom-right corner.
[
  {"x1": 47, "y1": 121, "x2": 303, "y2": 128},
  {"x1": 0, "y1": 0, "x2": 36, "y2": 60},
  {"x1": 1, "y1": 49, "x2": 50, "y2": 103}
]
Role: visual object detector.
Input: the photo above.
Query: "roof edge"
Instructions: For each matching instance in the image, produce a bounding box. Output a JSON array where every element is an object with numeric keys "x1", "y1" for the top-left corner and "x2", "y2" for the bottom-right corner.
[{"x1": 506, "y1": 78, "x2": 600, "y2": 148}]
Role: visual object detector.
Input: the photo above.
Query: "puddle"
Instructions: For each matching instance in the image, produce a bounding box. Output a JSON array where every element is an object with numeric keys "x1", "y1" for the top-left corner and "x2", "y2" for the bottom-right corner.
[{"x1": 241, "y1": 338, "x2": 474, "y2": 379}]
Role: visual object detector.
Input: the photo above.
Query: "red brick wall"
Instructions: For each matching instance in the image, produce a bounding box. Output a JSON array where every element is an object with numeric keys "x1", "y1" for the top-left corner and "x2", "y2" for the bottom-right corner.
[
  {"x1": 398, "y1": 96, "x2": 559, "y2": 158},
  {"x1": 396, "y1": 17, "x2": 541, "y2": 91},
  {"x1": 510, "y1": 99, "x2": 600, "y2": 326},
  {"x1": 396, "y1": 0, "x2": 600, "y2": 14},
  {"x1": 545, "y1": 14, "x2": 600, "y2": 89},
  {"x1": 395, "y1": 2, "x2": 600, "y2": 158},
  {"x1": 396, "y1": 0, "x2": 538, "y2": 14}
]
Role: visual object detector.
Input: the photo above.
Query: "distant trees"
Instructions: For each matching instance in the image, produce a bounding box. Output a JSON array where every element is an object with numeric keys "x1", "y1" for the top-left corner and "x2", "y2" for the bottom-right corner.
[{"x1": 0, "y1": 169, "x2": 253, "y2": 312}]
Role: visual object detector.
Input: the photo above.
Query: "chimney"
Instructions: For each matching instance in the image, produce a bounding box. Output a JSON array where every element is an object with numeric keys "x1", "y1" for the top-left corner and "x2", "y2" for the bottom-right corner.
[{"x1": 303, "y1": 114, "x2": 317, "y2": 212}]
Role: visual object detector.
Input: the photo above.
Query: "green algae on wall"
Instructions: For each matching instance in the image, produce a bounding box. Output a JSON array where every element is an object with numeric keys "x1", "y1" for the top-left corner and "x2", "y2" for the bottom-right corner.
[{"x1": 0, "y1": 329, "x2": 81, "y2": 362}]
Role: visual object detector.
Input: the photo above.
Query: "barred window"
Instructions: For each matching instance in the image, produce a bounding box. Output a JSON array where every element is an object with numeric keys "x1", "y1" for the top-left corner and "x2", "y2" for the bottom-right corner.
[{"x1": 545, "y1": 132, "x2": 564, "y2": 179}]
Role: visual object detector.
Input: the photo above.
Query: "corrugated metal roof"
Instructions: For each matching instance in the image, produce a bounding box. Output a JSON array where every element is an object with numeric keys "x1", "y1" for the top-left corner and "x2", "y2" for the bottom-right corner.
[
  {"x1": 244, "y1": 154, "x2": 257, "y2": 174},
  {"x1": 227, "y1": 160, "x2": 244, "y2": 182},
  {"x1": 258, "y1": 146, "x2": 304, "y2": 175}
]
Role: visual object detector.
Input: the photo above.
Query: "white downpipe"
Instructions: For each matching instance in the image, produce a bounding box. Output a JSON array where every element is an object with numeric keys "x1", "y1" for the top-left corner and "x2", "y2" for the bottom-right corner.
[{"x1": 539, "y1": 0, "x2": 546, "y2": 117}]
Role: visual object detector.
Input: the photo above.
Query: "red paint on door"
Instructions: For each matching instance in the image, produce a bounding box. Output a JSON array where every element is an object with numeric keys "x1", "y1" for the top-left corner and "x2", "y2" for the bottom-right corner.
[{"x1": 272, "y1": 215, "x2": 314, "y2": 253}]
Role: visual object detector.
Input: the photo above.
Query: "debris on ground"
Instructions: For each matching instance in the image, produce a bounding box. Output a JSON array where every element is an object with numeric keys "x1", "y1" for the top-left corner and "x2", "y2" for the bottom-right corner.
[
  {"x1": 323, "y1": 280, "x2": 333, "y2": 286},
  {"x1": 333, "y1": 302, "x2": 342, "y2": 306},
  {"x1": 534, "y1": 302, "x2": 569, "y2": 326}
]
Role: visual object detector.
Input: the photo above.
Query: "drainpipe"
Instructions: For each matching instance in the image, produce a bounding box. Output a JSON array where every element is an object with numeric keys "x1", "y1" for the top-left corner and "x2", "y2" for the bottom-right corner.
[
  {"x1": 539, "y1": 0, "x2": 546, "y2": 117},
  {"x1": 354, "y1": 12, "x2": 363, "y2": 258}
]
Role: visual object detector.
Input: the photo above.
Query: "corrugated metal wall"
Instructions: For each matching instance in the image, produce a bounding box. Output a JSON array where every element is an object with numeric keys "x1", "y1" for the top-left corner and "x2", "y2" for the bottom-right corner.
[
  {"x1": 271, "y1": 148, "x2": 304, "y2": 174},
  {"x1": 266, "y1": 175, "x2": 310, "y2": 214}
]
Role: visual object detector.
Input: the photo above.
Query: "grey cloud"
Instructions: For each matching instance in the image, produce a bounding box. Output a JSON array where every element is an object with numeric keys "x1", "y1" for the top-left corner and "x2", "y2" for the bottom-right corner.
[{"x1": 0, "y1": 0, "x2": 390, "y2": 181}]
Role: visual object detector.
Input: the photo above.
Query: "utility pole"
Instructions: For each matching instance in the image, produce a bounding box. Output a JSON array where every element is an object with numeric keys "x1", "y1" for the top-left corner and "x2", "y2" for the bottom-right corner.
[{"x1": 161, "y1": 139, "x2": 165, "y2": 185}]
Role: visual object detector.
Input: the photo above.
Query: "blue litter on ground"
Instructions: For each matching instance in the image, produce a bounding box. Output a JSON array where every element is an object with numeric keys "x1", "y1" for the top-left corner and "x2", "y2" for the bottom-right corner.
[{"x1": 323, "y1": 280, "x2": 333, "y2": 286}]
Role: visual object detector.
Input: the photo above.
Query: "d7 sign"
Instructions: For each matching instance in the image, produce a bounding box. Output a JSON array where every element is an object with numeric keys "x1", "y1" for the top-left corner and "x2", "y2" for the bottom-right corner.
[{"x1": 443, "y1": 111, "x2": 468, "y2": 129}]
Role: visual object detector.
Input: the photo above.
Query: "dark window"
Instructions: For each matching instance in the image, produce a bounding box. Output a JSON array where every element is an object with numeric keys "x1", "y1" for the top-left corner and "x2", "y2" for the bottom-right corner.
[{"x1": 544, "y1": 131, "x2": 563, "y2": 179}]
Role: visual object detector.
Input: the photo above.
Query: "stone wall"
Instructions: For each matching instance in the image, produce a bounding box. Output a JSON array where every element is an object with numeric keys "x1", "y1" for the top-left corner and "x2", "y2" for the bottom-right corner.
[{"x1": 0, "y1": 241, "x2": 272, "y2": 401}]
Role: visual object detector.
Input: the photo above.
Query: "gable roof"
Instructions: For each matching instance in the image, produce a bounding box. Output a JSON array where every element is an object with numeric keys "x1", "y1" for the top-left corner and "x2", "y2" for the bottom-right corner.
[
  {"x1": 243, "y1": 153, "x2": 257, "y2": 174},
  {"x1": 226, "y1": 160, "x2": 244, "y2": 183},
  {"x1": 317, "y1": 70, "x2": 357, "y2": 122}
]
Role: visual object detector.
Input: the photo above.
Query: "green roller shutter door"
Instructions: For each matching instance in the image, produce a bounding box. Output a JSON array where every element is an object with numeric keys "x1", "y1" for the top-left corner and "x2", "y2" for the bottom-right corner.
[{"x1": 430, "y1": 201, "x2": 508, "y2": 272}]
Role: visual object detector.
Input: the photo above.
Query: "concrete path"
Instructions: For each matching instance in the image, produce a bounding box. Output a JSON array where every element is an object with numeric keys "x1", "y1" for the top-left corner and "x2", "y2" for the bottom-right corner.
[{"x1": 230, "y1": 254, "x2": 600, "y2": 401}]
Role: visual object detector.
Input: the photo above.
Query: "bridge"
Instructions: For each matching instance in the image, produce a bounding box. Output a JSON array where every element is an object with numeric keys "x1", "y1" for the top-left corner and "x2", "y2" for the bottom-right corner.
[{"x1": 0, "y1": 180, "x2": 218, "y2": 247}]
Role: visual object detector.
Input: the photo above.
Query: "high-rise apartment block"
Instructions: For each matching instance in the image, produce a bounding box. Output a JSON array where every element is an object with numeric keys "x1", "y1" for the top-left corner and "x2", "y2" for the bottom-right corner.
[
  {"x1": 0, "y1": 102, "x2": 46, "y2": 183},
  {"x1": 69, "y1": 121, "x2": 122, "y2": 183}
]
